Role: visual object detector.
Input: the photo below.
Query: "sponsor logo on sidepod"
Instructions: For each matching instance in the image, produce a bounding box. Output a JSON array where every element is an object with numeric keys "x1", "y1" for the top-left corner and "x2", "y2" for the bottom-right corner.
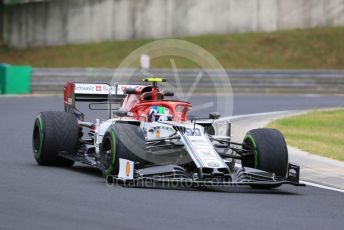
[{"x1": 207, "y1": 162, "x2": 220, "y2": 167}]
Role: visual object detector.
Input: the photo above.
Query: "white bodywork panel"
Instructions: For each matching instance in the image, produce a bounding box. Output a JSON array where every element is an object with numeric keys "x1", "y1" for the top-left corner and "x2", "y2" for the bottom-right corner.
[
  {"x1": 118, "y1": 158, "x2": 134, "y2": 180},
  {"x1": 181, "y1": 134, "x2": 227, "y2": 168},
  {"x1": 94, "y1": 119, "x2": 227, "y2": 169},
  {"x1": 141, "y1": 122, "x2": 176, "y2": 140}
]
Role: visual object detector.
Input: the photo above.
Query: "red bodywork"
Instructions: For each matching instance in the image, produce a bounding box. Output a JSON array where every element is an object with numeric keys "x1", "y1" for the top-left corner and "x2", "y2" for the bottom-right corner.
[
  {"x1": 64, "y1": 82, "x2": 192, "y2": 122},
  {"x1": 120, "y1": 85, "x2": 192, "y2": 122}
]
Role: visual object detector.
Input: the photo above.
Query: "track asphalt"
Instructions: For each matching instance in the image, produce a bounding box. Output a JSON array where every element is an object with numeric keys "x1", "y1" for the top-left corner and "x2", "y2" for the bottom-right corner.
[{"x1": 0, "y1": 95, "x2": 343, "y2": 230}]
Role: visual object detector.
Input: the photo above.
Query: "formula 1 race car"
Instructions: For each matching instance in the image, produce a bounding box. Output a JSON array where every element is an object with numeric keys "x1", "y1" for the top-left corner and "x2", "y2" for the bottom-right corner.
[{"x1": 32, "y1": 78, "x2": 303, "y2": 189}]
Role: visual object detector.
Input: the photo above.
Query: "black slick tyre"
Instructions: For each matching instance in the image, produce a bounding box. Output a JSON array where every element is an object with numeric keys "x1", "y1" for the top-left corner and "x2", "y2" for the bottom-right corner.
[
  {"x1": 100, "y1": 123, "x2": 146, "y2": 178},
  {"x1": 32, "y1": 111, "x2": 78, "y2": 166},
  {"x1": 242, "y1": 128, "x2": 289, "y2": 189}
]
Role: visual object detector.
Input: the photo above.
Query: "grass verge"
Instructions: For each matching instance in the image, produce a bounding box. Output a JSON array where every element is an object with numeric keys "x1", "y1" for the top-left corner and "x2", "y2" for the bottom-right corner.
[
  {"x1": 1, "y1": 27, "x2": 344, "y2": 68},
  {"x1": 267, "y1": 109, "x2": 344, "y2": 162}
]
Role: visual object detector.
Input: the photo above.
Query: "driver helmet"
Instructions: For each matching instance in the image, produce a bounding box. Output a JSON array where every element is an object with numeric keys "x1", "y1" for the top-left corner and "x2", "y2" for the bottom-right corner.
[{"x1": 148, "y1": 106, "x2": 172, "y2": 122}]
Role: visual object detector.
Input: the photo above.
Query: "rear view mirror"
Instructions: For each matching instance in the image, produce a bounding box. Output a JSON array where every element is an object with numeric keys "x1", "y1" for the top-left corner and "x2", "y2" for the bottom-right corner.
[
  {"x1": 209, "y1": 112, "x2": 221, "y2": 120},
  {"x1": 163, "y1": 91, "x2": 174, "y2": 97},
  {"x1": 124, "y1": 87, "x2": 136, "y2": 94}
]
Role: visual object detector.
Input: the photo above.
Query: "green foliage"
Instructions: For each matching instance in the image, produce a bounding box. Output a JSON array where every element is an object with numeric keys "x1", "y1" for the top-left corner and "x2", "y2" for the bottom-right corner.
[
  {"x1": 1, "y1": 27, "x2": 344, "y2": 69},
  {"x1": 268, "y1": 109, "x2": 344, "y2": 161}
]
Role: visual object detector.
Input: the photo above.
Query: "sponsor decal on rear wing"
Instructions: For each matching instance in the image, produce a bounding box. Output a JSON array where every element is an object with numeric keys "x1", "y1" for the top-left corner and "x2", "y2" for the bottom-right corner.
[
  {"x1": 73, "y1": 83, "x2": 143, "y2": 96},
  {"x1": 74, "y1": 83, "x2": 116, "y2": 95},
  {"x1": 64, "y1": 82, "x2": 142, "y2": 112}
]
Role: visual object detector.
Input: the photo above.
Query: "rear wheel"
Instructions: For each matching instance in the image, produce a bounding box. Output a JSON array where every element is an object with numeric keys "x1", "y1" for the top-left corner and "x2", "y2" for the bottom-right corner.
[
  {"x1": 100, "y1": 123, "x2": 146, "y2": 178},
  {"x1": 32, "y1": 111, "x2": 79, "y2": 166},
  {"x1": 242, "y1": 128, "x2": 288, "y2": 189}
]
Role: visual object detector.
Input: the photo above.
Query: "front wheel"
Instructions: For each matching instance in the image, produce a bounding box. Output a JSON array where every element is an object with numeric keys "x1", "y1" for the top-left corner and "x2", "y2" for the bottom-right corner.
[
  {"x1": 242, "y1": 128, "x2": 289, "y2": 189},
  {"x1": 100, "y1": 123, "x2": 146, "y2": 178}
]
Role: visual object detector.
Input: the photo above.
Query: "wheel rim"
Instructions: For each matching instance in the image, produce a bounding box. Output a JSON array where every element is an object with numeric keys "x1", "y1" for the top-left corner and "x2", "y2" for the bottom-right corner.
[
  {"x1": 102, "y1": 137, "x2": 113, "y2": 170},
  {"x1": 33, "y1": 120, "x2": 43, "y2": 157},
  {"x1": 243, "y1": 135, "x2": 258, "y2": 168}
]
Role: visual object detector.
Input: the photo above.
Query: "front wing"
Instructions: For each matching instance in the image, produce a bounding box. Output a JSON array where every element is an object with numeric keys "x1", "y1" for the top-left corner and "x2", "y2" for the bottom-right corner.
[{"x1": 107, "y1": 163, "x2": 305, "y2": 188}]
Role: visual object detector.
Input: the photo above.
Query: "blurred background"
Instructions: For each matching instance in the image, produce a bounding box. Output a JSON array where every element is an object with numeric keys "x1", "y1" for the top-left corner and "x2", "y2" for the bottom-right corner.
[
  {"x1": 0, "y1": 0, "x2": 344, "y2": 95},
  {"x1": 1, "y1": 3, "x2": 344, "y2": 229}
]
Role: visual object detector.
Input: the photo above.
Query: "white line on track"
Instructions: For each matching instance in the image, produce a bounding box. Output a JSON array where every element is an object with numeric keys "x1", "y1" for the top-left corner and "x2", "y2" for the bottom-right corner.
[
  {"x1": 300, "y1": 180, "x2": 344, "y2": 193},
  {"x1": 216, "y1": 110, "x2": 297, "y2": 122},
  {"x1": 220, "y1": 111, "x2": 344, "y2": 194}
]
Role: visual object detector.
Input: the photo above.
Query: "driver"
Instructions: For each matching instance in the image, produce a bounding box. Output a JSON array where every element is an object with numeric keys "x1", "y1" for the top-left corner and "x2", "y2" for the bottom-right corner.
[{"x1": 148, "y1": 106, "x2": 172, "y2": 122}]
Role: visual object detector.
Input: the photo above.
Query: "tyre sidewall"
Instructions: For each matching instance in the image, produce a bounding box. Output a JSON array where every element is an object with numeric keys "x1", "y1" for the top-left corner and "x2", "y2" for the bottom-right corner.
[
  {"x1": 243, "y1": 128, "x2": 289, "y2": 177},
  {"x1": 100, "y1": 127, "x2": 119, "y2": 177},
  {"x1": 32, "y1": 111, "x2": 78, "y2": 166},
  {"x1": 33, "y1": 113, "x2": 45, "y2": 163},
  {"x1": 100, "y1": 123, "x2": 146, "y2": 177}
]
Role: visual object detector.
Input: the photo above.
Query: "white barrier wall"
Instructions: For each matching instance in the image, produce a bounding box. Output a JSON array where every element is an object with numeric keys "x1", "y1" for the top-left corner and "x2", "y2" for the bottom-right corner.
[{"x1": 3, "y1": 0, "x2": 344, "y2": 47}]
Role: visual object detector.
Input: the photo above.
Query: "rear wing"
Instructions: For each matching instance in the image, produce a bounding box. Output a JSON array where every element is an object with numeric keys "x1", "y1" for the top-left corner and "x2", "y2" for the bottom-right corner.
[{"x1": 64, "y1": 82, "x2": 136, "y2": 112}]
